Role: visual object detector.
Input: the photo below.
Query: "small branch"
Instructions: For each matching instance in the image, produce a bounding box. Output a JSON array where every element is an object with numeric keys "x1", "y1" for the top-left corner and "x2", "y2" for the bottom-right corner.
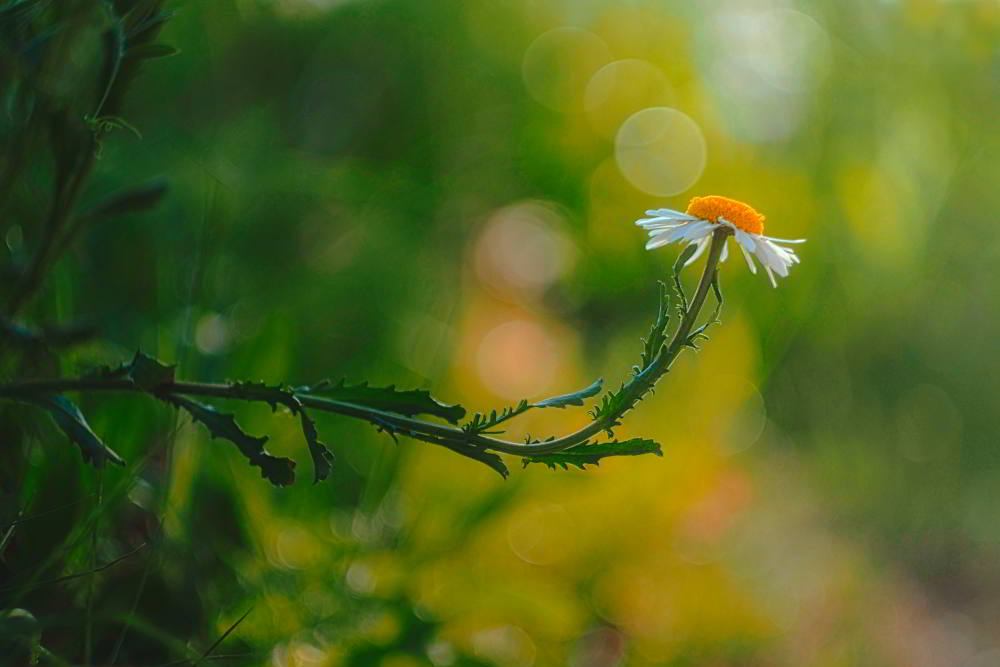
[
  {"x1": 193, "y1": 608, "x2": 252, "y2": 667},
  {"x1": 0, "y1": 543, "x2": 147, "y2": 593}
]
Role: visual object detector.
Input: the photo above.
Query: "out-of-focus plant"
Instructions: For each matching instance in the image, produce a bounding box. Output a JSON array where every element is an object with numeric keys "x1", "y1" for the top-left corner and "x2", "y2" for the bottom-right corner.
[
  {"x1": 0, "y1": 2, "x2": 810, "y2": 663},
  {"x1": 0, "y1": 0, "x2": 762, "y2": 489}
]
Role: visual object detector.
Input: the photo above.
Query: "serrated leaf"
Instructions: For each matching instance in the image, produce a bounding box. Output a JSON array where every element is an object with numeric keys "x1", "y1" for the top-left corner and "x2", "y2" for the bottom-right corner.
[
  {"x1": 301, "y1": 380, "x2": 465, "y2": 424},
  {"x1": 300, "y1": 412, "x2": 334, "y2": 484},
  {"x1": 521, "y1": 438, "x2": 662, "y2": 471},
  {"x1": 533, "y1": 378, "x2": 603, "y2": 409},
  {"x1": 89, "y1": 179, "x2": 167, "y2": 218},
  {"x1": 229, "y1": 381, "x2": 300, "y2": 413},
  {"x1": 640, "y1": 281, "x2": 670, "y2": 369},
  {"x1": 126, "y1": 350, "x2": 175, "y2": 390},
  {"x1": 26, "y1": 395, "x2": 124, "y2": 467},
  {"x1": 462, "y1": 399, "x2": 529, "y2": 434},
  {"x1": 166, "y1": 395, "x2": 295, "y2": 487},
  {"x1": 441, "y1": 442, "x2": 509, "y2": 478}
]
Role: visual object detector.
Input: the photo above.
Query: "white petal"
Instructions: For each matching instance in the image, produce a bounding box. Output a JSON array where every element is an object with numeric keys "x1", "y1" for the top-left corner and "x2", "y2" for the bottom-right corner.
[
  {"x1": 658, "y1": 221, "x2": 699, "y2": 244},
  {"x1": 636, "y1": 217, "x2": 685, "y2": 229},
  {"x1": 679, "y1": 220, "x2": 713, "y2": 242},
  {"x1": 754, "y1": 240, "x2": 790, "y2": 277},
  {"x1": 683, "y1": 236, "x2": 711, "y2": 266},
  {"x1": 739, "y1": 244, "x2": 757, "y2": 274},
  {"x1": 644, "y1": 208, "x2": 698, "y2": 220},
  {"x1": 735, "y1": 229, "x2": 756, "y2": 252},
  {"x1": 646, "y1": 225, "x2": 684, "y2": 237},
  {"x1": 764, "y1": 235, "x2": 807, "y2": 244},
  {"x1": 645, "y1": 234, "x2": 676, "y2": 250},
  {"x1": 720, "y1": 240, "x2": 729, "y2": 263},
  {"x1": 764, "y1": 266, "x2": 778, "y2": 288}
]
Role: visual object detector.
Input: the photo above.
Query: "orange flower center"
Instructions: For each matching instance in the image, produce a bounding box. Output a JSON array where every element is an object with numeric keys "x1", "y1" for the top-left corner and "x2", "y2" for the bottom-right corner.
[{"x1": 686, "y1": 195, "x2": 765, "y2": 235}]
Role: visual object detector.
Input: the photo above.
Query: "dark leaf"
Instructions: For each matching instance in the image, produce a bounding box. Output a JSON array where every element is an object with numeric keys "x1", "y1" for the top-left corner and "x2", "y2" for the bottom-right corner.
[
  {"x1": 126, "y1": 42, "x2": 178, "y2": 60},
  {"x1": 26, "y1": 395, "x2": 124, "y2": 467},
  {"x1": 300, "y1": 412, "x2": 334, "y2": 484},
  {"x1": 300, "y1": 380, "x2": 465, "y2": 424},
  {"x1": 521, "y1": 438, "x2": 662, "y2": 471},
  {"x1": 533, "y1": 378, "x2": 603, "y2": 409},
  {"x1": 166, "y1": 395, "x2": 295, "y2": 487},
  {"x1": 88, "y1": 179, "x2": 167, "y2": 218},
  {"x1": 126, "y1": 350, "x2": 175, "y2": 390},
  {"x1": 441, "y1": 442, "x2": 509, "y2": 478}
]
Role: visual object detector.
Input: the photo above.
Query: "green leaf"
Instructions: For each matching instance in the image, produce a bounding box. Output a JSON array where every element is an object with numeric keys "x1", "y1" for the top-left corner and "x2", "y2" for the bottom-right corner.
[
  {"x1": 521, "y1": 438, "x2": 662, "y2": 471},
  {"x1": 126, "y1": 350, "x2": 175, "y2": 390},
  {"x1": 88, "y1": 179, "x2": 167, "y2": 218},
  {"x1": 166, "y1": 395, "x2": 295, "y2": 487},
  {"x1": 640, "y1": 281, "x2": 670, "y2": 369},
  {"x1": 26, "y1": 395, "x2": 125, "y2": 467},
  {"x1": 440, "y1": 442, "x2": 509, "y2": 478},
  {"x1": 533, "y1": 378, "x2": 603, "y2": 409},
  {"x1": 588, "y1": 382, "x2": 628, "y2": 430},
  {"x1": 462, "y1": 400, "x2": 529, "y2": 434},
  {"x1": 300, "y1": 412, "x2": 334, "y2": 484},
  {"x1": 300, "y1": 380, "x2": 465, "y2": 424},
  {"x1": 126, "y1": 42, "x2": 178, "y2": 60}
]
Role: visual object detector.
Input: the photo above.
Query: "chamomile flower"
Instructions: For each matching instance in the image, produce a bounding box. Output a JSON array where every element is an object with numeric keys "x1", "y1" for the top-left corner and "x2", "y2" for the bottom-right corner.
[{"x1": 636, "y1": 195, "x2": 805, "y2": 287}]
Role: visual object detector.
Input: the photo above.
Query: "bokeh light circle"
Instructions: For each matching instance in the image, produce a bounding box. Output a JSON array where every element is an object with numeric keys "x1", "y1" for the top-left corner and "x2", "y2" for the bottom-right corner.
[
  {"x1": 614, "y1": 107, "x2": 707, "y2": 196},
  {"x1": 476, "y1": 319, "x2": 558, "y2": 399},
  {"x1": 522, "y1": 27, "x2": 612, "y2": 112},
  {"x1": 584, "y1": 59, "x2": 674, "y2": 139},
  {"x1": 473, "y1": 201, "x2": 575, "y2": 299}
]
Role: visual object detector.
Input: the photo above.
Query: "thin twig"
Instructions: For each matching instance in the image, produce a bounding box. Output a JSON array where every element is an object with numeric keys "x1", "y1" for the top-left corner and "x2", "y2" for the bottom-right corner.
[
  {"x1": 193, "y1": 608, "x2": 253, "y2": 667},
  {"x1": 0, "y1": 543, "x2": 147, "y2": 593},
  {"x1": 83, "y1": 468, "x2": 103, "y2": 666}
]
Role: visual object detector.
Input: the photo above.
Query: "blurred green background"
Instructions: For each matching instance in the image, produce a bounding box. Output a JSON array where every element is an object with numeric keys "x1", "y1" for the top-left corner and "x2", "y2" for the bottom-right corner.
[{"x1": 2, "y1": 0, "x2": 1000, "y2": 664}]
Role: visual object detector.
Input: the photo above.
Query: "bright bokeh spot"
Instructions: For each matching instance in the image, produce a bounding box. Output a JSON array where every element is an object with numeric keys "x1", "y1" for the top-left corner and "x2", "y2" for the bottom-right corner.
[
  {"x1": 476, "y1": 319, "x2": 560, "y2": 399},
  {"x1": 614, "y1": 107, "x2": 707, "y2": 196},
  {"x1": 701, "y1": 7, "x2": 831, "y2": 142},
  {"x1": 522, "y1": 27, "x2": 612, "y2": 112},
  {"x1": 473, "y1": 201, "x2": 576, "y2": 300},
  {"x1": 584, "y1": 59, "x2": 674, "y2": 139}
]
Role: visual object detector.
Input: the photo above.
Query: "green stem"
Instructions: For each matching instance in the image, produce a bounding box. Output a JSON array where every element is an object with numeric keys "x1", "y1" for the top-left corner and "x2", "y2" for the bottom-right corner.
[
  {"x1": 7, "y1": 146, "x2": 96, "y2": 316},
  {"x1": 83, "y1": 468, "x2": 103, "y2": 666},
  {"x1": 0, "y1": 230, "x2": 728, "y2": 457}
]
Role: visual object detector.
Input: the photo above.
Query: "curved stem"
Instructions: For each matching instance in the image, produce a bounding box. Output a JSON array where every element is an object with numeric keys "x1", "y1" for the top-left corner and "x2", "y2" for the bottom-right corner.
[{"x1": 0, "y1": 230, "x2": 728, "y2": 457}]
